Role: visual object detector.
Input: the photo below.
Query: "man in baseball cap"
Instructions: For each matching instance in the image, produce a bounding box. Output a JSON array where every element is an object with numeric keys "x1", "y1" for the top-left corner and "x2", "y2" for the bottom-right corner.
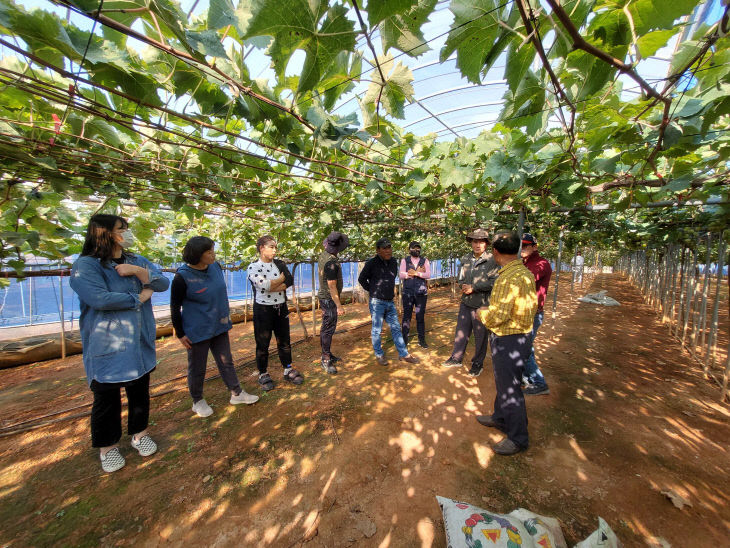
[
  {"x1": 359, "y1": 238, "x2": 419, "y2": 366},
  {"x1": 520, "y1": 233, "x2": 552, "y2": 395}
]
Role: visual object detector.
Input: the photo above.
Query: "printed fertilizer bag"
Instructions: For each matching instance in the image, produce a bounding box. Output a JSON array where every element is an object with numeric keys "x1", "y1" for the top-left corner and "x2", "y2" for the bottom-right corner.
[{"x1": 436, "y1": 496, "x2": 567, "y2": 548}]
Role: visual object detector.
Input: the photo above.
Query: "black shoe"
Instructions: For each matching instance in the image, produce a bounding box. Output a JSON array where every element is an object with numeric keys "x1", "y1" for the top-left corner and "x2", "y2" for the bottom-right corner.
[
  {"x1": 283, "y1": 368, "x2": 304, "y2": 385},
  {"x1": 493, "y1": 439, "x2": 525, "y2": 456},
  {"x1": 467, "y1": 364, "x2": 483, "y2": 377},
  {"x1": 258, "y1": 372, "x2": 275, "y2": 391},
  {"x1": 418, "y1": 340, "x2": 429, "y2": 349},
  {"x1": 524, "y1": 385, "x2": 550, "y2": 396},
  {"x1": 322, "y1": 359, "x2": 337, "y2": 375},
  {"x1": 330, "y1": 354, "x2": 342, "y2": 363},
  {"x1": 476, "y1": 415, "x2": 500, "y2": 428},
  {"x1": 441, "y1": 358, "x2": 461, "y2": 368}
]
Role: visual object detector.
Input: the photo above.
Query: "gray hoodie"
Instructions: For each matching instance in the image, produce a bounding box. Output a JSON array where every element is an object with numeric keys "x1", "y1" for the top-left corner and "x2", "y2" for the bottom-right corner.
[{"x1": 457, "y1": 251, "x2": 500, "y2": 309}]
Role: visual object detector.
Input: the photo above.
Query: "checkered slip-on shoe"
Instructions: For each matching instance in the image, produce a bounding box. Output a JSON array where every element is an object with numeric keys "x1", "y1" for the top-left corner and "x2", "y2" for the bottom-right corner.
[
  {"x1": 131, "y1": 434, "x2": 158, "y2": 457},
  {"x1": 100, "y1": 447, "x2": 125, "y2": 473}
]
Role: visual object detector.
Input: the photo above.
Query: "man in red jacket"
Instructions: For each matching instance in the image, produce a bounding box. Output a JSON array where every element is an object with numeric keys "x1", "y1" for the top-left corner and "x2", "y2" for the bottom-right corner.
[{"x1": 521, "y1": 234, "x2": 552, "y2": 395}]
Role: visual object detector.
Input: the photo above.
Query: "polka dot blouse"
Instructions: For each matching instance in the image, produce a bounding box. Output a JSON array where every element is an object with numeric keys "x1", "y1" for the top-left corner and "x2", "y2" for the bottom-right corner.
[{"x1": 247, "y1": 259, "x2": 287, "y2": 305}]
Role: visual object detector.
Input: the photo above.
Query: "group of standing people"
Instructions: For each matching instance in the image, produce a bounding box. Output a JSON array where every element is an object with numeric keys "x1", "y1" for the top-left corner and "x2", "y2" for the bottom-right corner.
[
  {"x1": 70, "y1": 219, "x2": 432, "y2": 472},
  {"x1": 71, "y1": 215, "x2": 553, "y2": 472}
]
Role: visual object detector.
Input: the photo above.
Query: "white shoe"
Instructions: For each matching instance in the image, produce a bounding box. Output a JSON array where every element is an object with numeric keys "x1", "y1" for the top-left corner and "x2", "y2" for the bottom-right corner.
[
  {"x1": 131, "y1": 434, "x2": 158, "y2": 457},
  {"x1": 100, "y1": 447, "x2": 125, "y2": 473},
  {"x1": 230, "y1": 391, "x2": 259, "y2": 405},
  {"x1": 192, "y1": 398, "x2": 213, "y2": 417}
]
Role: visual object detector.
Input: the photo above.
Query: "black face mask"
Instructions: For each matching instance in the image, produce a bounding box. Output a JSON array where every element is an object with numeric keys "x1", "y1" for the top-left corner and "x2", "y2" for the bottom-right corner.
[{"x1": 410, "y1": 250, "x2": 421, "y2": 257}]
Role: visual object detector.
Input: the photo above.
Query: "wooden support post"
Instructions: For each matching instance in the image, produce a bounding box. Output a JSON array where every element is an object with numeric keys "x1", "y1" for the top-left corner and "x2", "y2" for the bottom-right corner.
[
  {"x1": 311, "y1": 260, "x2": 317, "y2": 336},
  {"x1": 697, "y1": 234, "x2": 712, "y2": 360},
  {"x1": 706, "y1": 239, "x2": 725, "y2": 372},
  {"x1": 244, "y1": 271, "x2": 248, "y2": 324},
  {"x1": 290, "y1": 263, "x2": 309, "y2": 339},
  {"x1": 552, "y1": 232, "x2": 564, "y2": 321},
  {"x1": 570, "y1": 247, "x2": 577, "y2": 294},
  {"x1": 681, "y1": 247, "x2": 697, "y2": 344},
  {"x1": 676, "y1": 247, "x2": 688, "y2": 338},
  {"x1": 59, "y1": 271, "x2": 66, "y2": 360}
]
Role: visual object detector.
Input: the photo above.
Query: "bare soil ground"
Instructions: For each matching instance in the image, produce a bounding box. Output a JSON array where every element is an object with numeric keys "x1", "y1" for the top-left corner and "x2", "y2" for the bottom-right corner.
[{"x1": 1, "y1": 273, "x2": 728, "y2": 547}]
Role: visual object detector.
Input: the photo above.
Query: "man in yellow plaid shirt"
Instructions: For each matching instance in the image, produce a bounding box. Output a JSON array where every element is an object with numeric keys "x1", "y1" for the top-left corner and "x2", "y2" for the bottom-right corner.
[{"x1": 476, "y1": 231, "x2": 538, "y2": 456}]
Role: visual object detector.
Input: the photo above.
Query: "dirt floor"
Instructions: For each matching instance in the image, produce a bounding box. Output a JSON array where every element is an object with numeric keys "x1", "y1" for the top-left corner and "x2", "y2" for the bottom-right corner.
[{"x1": 0, "y1": 273, "x2": 729, "y2": 547}]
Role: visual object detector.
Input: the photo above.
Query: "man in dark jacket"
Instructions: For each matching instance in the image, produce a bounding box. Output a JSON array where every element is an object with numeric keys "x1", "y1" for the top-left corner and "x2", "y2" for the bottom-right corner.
[
  {"x1": 358, "y1": 238, "x2": 419, "y2": 366},
  {"x1": 442, "y1": 228, "x2": 500, "y2": 376}
]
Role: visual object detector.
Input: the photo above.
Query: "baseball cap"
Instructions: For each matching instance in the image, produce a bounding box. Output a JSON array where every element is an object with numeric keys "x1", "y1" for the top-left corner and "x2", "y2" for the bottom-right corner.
[{"x1": 521, "y1": 233, "x2": 537, "y2": 245}]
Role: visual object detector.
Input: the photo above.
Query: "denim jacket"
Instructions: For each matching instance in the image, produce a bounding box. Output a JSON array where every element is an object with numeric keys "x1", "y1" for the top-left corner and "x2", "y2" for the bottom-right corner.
[{"x1": 70, "y1": 254, "x2": 169, "y2": 385}]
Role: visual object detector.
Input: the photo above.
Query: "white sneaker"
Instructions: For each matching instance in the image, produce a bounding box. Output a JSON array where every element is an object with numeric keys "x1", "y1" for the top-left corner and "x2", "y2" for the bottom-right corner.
[
  {"x1": 100, "y1": 447, "x2": 125, "y2": 473},
  {"x1": 192, "y1": 398, "x2": 214, "y2": 417},
  {"x1": 230, "y1": 391, "x2": 259, "y2": 405}
]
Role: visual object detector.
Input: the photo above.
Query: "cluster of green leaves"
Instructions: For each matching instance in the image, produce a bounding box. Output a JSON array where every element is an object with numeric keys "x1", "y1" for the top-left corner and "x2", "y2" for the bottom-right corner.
[{"x1": 0, "y1": 0, "x2": 727, "y2": 273}]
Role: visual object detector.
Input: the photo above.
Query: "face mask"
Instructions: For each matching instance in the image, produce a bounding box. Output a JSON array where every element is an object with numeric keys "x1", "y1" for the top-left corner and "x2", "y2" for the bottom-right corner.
[
  {"x1": 410, "y1": 250, "x2": 421, "y2": 257},
  {"x1": 119, "y1": 229, "x2": 135, "y2": 249}
]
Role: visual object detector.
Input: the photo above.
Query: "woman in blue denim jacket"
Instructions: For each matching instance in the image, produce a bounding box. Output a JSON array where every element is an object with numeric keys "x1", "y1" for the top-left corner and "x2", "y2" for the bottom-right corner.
[{"x1": 70, "y1": 214, "x2": 169, "y2": 473}]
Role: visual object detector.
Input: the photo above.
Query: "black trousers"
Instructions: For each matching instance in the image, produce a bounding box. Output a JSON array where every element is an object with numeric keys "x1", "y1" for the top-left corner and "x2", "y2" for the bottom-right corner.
[
  {"x1": 320, "y1": 298, "x2": 338, "y2": 360},
  {"x1": 90, "y1": 372, "x2": 151, "y2": 448},
  {"x1": 253, "y1": 302, "x2": 292, "y2": 374},
  {"x1": 488, "y1": 332, "x2": 532, "y2": 449},
  {"x1": 186, "y1": 331, "x2": 241, "y2": 403},
  {"x1": 449, "y1": 303, "x2": 488, "y2": 367},
  {"x1": 401, "y1": 293, "x2": 427, "y2": 343}
]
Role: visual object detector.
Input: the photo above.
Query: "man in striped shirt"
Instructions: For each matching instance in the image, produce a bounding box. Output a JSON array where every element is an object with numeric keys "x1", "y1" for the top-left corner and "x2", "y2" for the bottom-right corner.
[{"x1": 475, "y1": 231, "x2": 538, "y2": 456}]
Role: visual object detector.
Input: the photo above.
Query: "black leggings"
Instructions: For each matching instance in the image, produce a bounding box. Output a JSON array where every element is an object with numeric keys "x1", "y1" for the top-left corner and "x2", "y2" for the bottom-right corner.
[
  {"x1": 90, "y1": 372, "x2": 151, "y2": 448},
  {"x1": 253, "y1": 302, "x2": 292, "y2": 374}
]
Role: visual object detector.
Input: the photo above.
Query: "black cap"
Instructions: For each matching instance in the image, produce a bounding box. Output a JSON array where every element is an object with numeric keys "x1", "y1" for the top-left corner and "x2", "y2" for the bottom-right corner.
[
  {"x1": 521, "y1": 233, "x2": 537, "y2": 245},
  {"x1": 376, "y1": 237, "x2": 392, "y2": 249},
  {"x1": 409, "y1": 241, "x2": 421, "y2": 249}
]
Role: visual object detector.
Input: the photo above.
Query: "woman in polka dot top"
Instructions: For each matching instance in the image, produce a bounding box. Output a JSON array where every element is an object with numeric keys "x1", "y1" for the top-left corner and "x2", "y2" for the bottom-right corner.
[{"x1": 247, "y1": 235, "x2": 304, "y2": 390}]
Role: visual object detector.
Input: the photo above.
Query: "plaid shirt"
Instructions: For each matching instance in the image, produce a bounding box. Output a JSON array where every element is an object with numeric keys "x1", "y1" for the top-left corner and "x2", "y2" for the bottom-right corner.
[{"x1": 478, "y1": 259, "x2": 537, "y2": 336}]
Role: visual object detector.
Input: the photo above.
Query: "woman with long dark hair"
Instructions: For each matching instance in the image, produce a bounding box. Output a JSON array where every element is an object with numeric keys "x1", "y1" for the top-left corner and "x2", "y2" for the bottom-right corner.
[
  {"x1": 170, "y1": 236, "x2": 258, "y2": 417},
  {"x1": 70, "y1": 214, "x2": 169, "y2": 473}
]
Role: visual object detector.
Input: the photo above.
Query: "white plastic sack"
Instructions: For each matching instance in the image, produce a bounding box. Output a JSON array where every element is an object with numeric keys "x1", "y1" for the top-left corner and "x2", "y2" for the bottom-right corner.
[
  {"x1": 577, "y1": 290, "x2": 620, "y2": 306},
  {"x1": 574, "y1": 517, "x2": 622, "y2": 548},
  {"x1": 437, "y1": 496, "x2": 568, "y2": 548}
]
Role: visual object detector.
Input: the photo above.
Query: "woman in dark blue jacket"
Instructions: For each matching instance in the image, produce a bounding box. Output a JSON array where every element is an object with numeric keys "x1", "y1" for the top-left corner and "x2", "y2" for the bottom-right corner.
[
  {"x1": 70, "y1": 214, "x2": 169, "y2": 473},
  {"x1": 170, "y1": 236, "x2": 258, "y2": 418}
]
